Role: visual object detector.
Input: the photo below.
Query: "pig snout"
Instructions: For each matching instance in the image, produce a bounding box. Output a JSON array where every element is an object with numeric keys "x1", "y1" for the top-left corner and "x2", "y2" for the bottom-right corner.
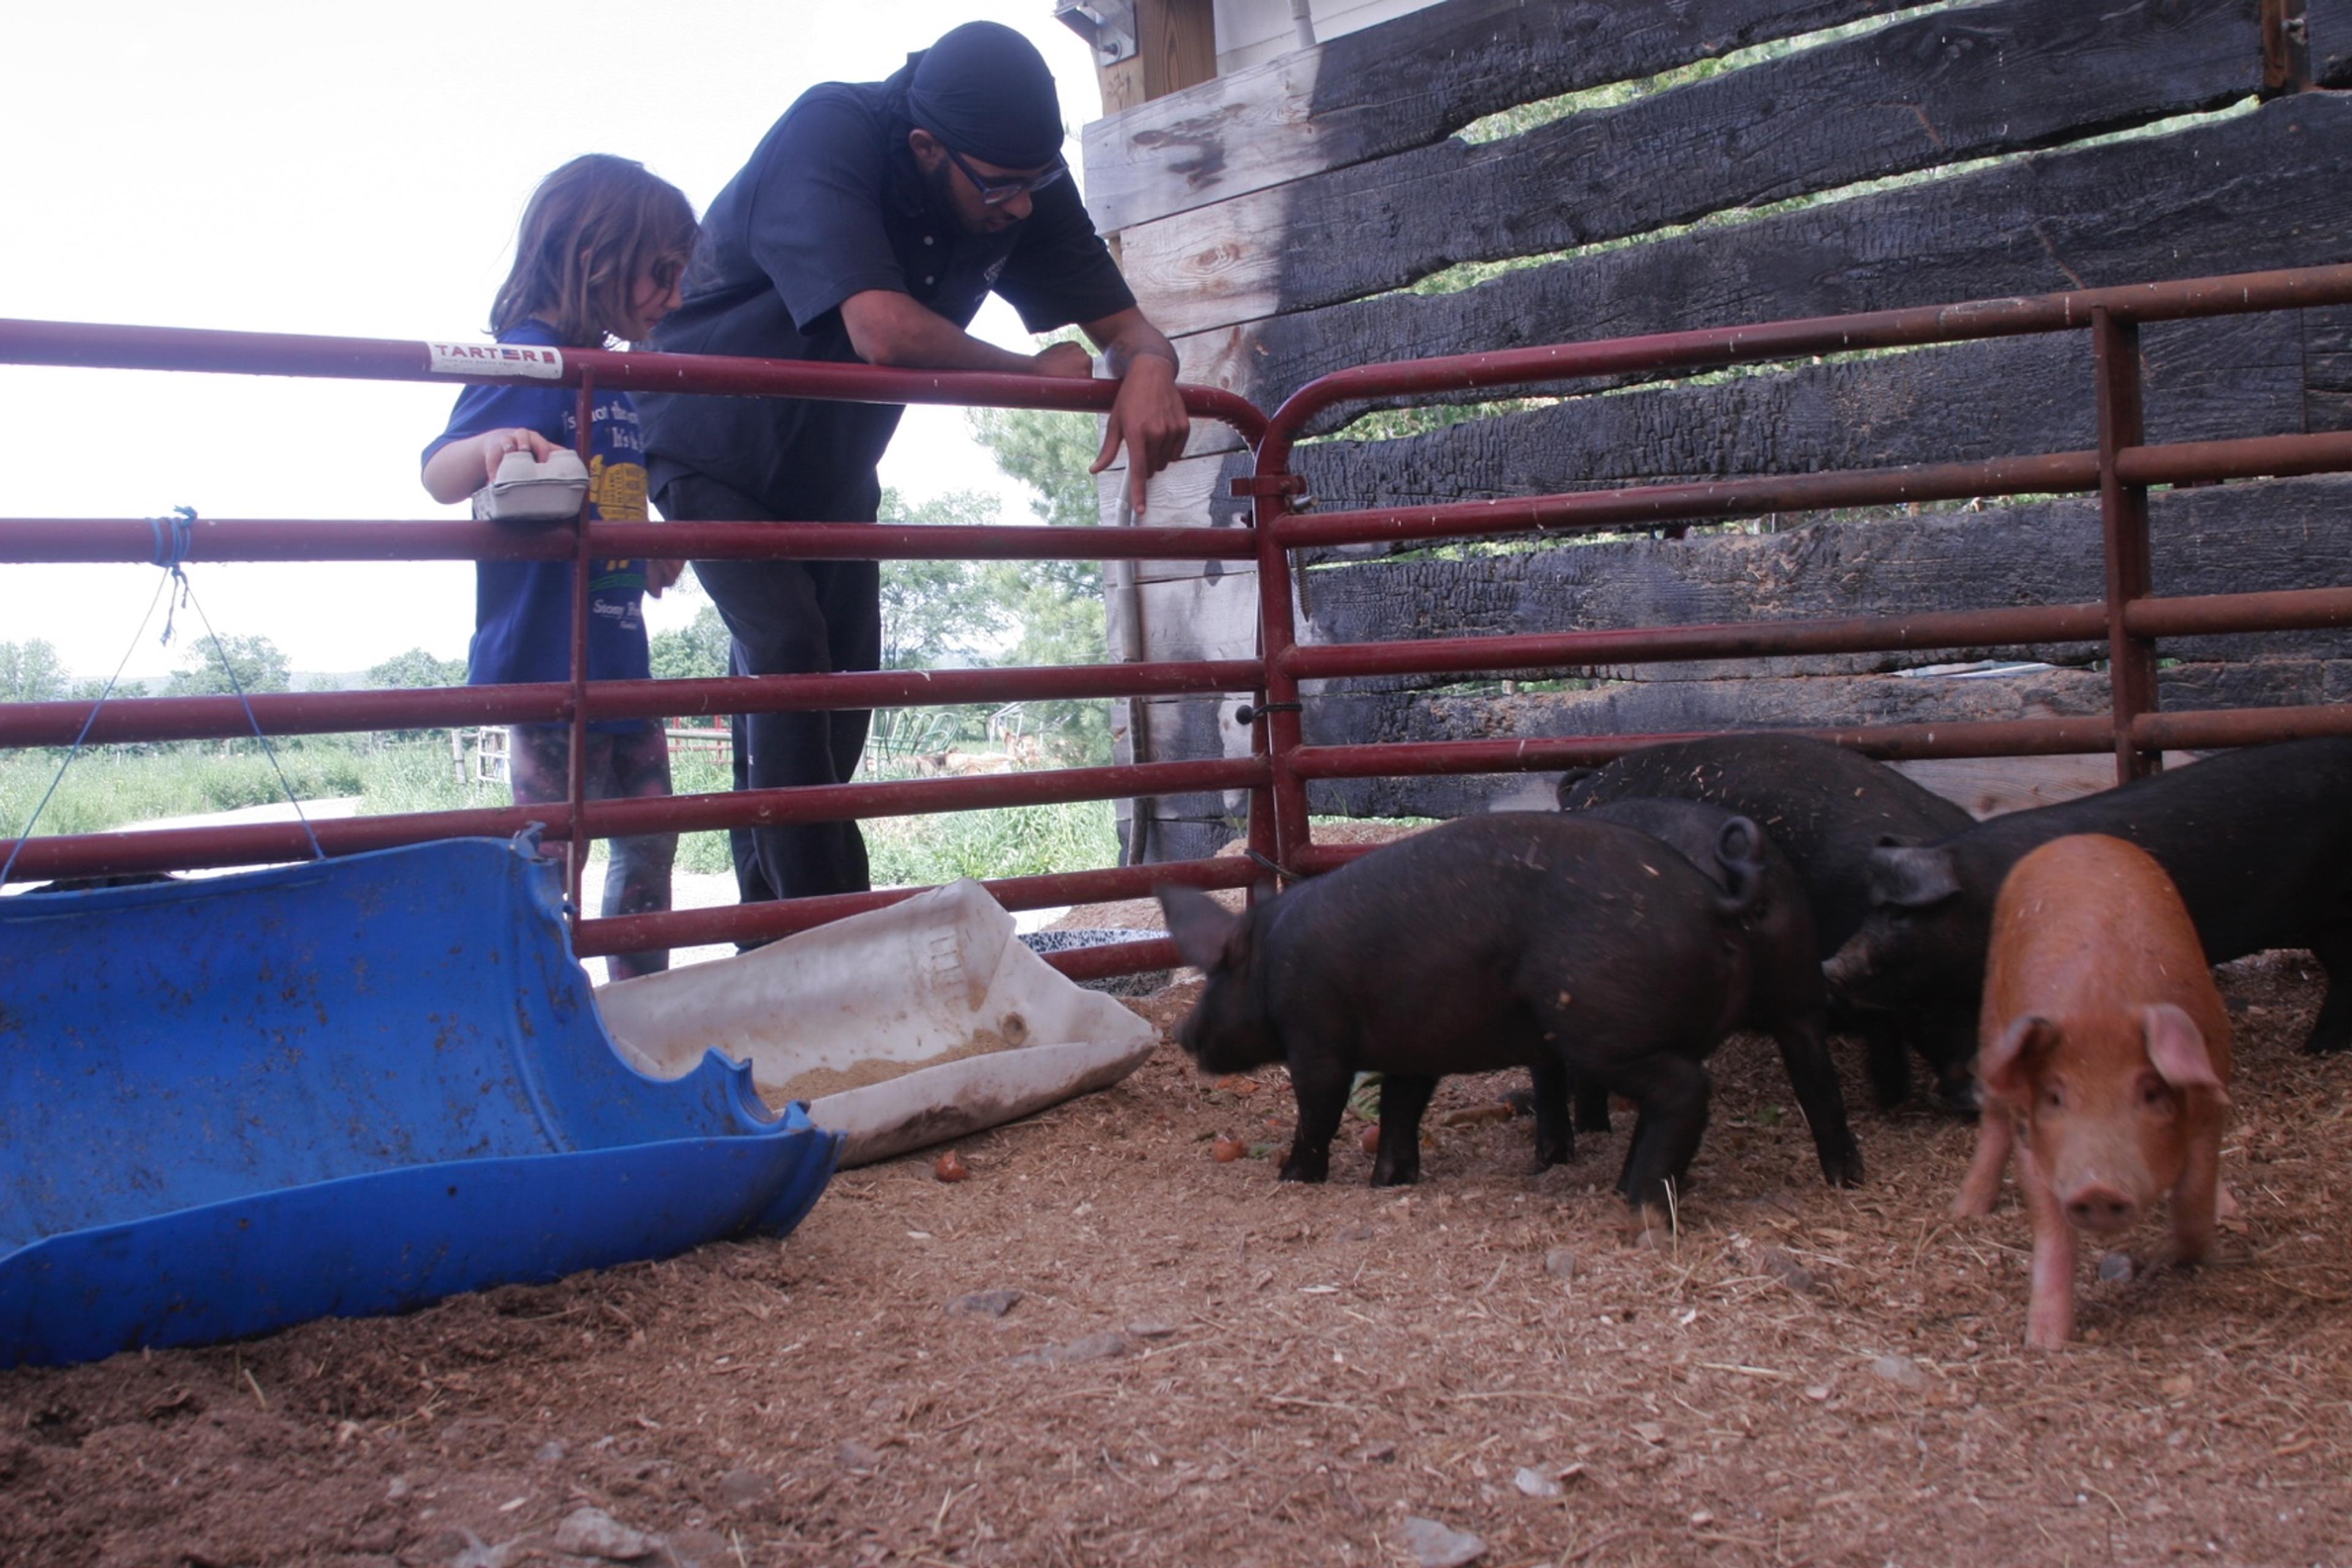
[{"x1": 2059, "y1": 1178, "x2": 2143, "y2": 1236}]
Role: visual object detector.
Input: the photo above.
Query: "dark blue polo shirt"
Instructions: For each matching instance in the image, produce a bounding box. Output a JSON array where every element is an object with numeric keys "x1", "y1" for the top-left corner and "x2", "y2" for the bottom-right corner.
[{"x1": 639, "y1": 77, "x2": 1136, "y2": 522}]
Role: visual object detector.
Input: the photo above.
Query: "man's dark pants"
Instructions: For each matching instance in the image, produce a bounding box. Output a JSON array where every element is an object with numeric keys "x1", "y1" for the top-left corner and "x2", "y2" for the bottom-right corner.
[{"x1": 655, "y1": 472, "x2": 881, "y2": 905}]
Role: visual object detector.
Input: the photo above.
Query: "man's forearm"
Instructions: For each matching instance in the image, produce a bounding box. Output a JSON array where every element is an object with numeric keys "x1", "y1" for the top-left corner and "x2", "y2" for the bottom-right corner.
[
  {"x1": 1094, "y1": 314, "x2": 1180, "y2": 380},
  {"x1": 840, "y1": 288, "x2": 1040, "y2": 373}
]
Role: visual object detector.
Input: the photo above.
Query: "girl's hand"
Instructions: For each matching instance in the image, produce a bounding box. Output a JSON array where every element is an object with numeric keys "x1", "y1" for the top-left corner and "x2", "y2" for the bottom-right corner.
[
  {"x1": 647, "y1": 559, "x2": 685, "y2": 598},
  {"x1": 477, "y1": 427, "x2": 560, "y2": 481},
  {"x1": 421, "y1": 426, "x2": 565, "y2": 505}
]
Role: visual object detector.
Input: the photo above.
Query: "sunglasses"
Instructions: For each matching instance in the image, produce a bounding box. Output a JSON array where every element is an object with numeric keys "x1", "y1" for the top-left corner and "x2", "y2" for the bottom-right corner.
[{"x1": 940, "y1": 143, "x2": 1068, "y2": 207}]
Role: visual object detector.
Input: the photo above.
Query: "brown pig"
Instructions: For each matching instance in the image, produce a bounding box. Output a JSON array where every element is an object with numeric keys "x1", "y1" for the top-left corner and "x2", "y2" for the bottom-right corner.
[{"x1": 1954, "y1": 833, "x2": 2231, "y2": 1349}]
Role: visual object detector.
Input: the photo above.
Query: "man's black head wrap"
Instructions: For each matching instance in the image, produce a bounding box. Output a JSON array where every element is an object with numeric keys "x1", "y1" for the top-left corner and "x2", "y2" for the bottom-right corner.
[{"x1": 900, "y1": 21, "x2": 1064, "y2": 168}]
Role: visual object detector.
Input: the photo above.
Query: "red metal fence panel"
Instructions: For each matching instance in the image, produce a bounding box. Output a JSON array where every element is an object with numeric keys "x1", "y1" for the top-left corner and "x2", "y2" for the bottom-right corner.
[{"x1": 8, "y1": 264, "x2": 2352, "y2": 975}]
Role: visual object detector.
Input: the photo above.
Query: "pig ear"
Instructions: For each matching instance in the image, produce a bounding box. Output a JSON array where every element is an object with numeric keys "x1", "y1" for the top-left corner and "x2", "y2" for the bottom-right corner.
[
  {"x1": 1979, "y1": 1015, "x2": 2058, "y2": 1102},
  {"x1": 1156, "y1": 884, "x2": 1247, "y2": 973},
  {"x1": 1866, "y1": 843, "x2": 1961, "y2": 909},
  {"x1": 2143, "y1": 1005, "x2": 2229, "y2": 1105}
]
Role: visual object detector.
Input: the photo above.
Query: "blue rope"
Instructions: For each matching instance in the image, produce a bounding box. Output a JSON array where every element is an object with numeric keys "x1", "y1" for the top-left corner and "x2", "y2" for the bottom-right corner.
[
  {"x1": 2, "y1": 507, "x2": 325, "y2": 888},
  {"x1": 172, "y1": 569, "x2": 326, "y2": 864},
  {"x1": 148, "y1": 505, "x2": 195, "y2": 568}
]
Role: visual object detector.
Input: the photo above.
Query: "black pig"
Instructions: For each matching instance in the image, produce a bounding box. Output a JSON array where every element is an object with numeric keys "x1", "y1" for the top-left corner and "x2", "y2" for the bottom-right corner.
[
  {"x1": 1158, "y1": 813, "x2": 1774, "y2": 1217},
  {"x1": 1575, "y1": 798, "x2": 1862, "y2": 1186},
  {"x1": 1558, "y1": 732, "x2": 1977, "y2": 1108},
  {"x1": 1828, "y1": 736, "x2": 2352, "y2": 1055}
]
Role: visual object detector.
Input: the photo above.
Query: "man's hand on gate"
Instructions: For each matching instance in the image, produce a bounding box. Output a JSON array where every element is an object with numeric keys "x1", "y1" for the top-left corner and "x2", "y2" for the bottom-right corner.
[
  {"x1": 1030, "y1": 341, "x2": 1096, "y2": 379},
  {"x1": 1092, "y1": 350, "x2": 1189, "y2": 516}
]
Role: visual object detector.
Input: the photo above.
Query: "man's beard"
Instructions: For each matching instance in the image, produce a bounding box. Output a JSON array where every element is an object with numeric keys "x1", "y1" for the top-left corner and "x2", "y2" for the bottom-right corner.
[{"x1": 923, "y1": 157, "x2": 1017, "y2": 236}]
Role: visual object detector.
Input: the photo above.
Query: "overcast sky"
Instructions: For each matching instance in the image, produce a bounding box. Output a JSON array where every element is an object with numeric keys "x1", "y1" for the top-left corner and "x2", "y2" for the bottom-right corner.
[{"x1": 1, "y1": 1, "x2": 1106, "y2": 683}]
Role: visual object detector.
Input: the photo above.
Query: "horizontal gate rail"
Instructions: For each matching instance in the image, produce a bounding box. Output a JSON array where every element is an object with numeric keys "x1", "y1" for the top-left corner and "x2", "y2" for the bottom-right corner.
[
  {"x1": 0, "y1": 518, "x2": 1259, "y2": 567},
  {"x1": 1284, "y1": 704, "x2": 2352, "y2": 786},
  {"x1": 0, "y1": 661, "x2": 1266, "y2": 749},
  {"x1": 0, "y1": 757, "x2": 1270, "y2": 886},
  {"x1": 573, "y1": 857, "x2": 1263, "y2": 960},
  {"x1": 1256, "y1": 264, "x2": 2352, "y2": 447},
  {"x1": 1281, "y1": 585, "x2": 2352, "y2": 684},
  {"x1": 0, "y1": 318, "x2": 1270, "y2": 445},
  {"x1": 1272, "y1": 432, "x2": 2352, "y2": 552}
]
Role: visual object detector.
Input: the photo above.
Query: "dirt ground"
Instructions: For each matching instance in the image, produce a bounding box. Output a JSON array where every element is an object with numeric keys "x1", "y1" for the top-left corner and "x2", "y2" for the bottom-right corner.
[{"x1": 3, "y1": 933, "x2": 2349, "y2": 1566}]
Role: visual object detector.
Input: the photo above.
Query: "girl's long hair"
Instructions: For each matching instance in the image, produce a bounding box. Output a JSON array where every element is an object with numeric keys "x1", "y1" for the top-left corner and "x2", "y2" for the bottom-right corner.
[{"x1": 490, "y1": 154, "x2": 697, "y2": 347}]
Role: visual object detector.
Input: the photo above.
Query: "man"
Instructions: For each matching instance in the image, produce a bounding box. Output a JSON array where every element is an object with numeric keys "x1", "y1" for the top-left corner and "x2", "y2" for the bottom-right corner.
[{"x1": 640, "y1": 21, "x2": 1189, "y2": 908}]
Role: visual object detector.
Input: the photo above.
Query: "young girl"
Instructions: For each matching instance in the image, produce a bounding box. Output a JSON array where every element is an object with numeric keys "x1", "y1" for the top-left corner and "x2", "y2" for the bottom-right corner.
[{"x1": 422, "y1": 153, "x2": 697, "y2": 980}]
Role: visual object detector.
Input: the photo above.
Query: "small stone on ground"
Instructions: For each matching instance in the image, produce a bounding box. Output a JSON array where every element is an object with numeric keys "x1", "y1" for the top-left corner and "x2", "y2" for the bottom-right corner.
[
  {"x1": 551, "y1": 1507, "x2": 654, "y2": 1561},
  {"x1": 1513, "y1": 1465, "x2": 1562, "y2": 1498},
  {"x1": 1871, "y1": 1354, "x2": 1929, "y2": 1392},
  {"x1": 1400, "y1": 1515, "x2": 1486, "y2": 1567},
  {"x1": 1762, "y1": 1248, "x2": 1817, "y2": 1292}
]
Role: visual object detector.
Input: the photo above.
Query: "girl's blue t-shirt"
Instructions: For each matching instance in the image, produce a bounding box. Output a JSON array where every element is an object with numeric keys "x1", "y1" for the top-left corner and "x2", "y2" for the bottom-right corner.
[{"x1": 422, "y1": 320, "x2": 654, "y2": 696}]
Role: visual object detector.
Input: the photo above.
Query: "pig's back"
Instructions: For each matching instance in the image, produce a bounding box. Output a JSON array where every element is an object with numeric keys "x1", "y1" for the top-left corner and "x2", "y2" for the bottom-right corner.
[
  {"x1": 1983, "y1": 834, "x2": 2231, "y2": 1068},
  {"x1": 1955, "y1": 737, "x2": 2352, "y2": 963},
  {"x1": 1272, "y1": 813, "x2": 1728, "y2": 997},
  {"x1": 1559, "y1": 732, "x2": 1971, "y2": 952}
]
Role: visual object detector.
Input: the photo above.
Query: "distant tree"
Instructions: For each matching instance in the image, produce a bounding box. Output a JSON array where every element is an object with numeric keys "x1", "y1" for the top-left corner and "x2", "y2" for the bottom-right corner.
[
  {"x1": 165, "y1": 633, "x2": 291, "y2": 697},
  {"x1": 366, "y1": 647, "x2": 467, "y2": 688},
  {"x1": 649, "y1": 604, "x2": 732, "y2": 682},
  {"x1": 0, "y1": 639, "x2": 69, "y2": 704},
  {"x1": 969, "y1": 399, "x2": 1115, "y2": 763},
  {"x1": 69, "y1": 677, "x2": 111, "y2": 704},
  {"x1": 969, "y1": 395, "x2": 1099, "y2": 531},
  {"x1": 878, "y1": 489, "x2": 1014, "y2": 671}
]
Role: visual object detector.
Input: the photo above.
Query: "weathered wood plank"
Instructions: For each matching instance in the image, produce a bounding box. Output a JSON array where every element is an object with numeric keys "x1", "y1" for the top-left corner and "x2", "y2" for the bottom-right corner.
[
  {"x1": 1889, "y1": 753, "x2": 2199, "y2": 820},
  {"x1": 1294, "y1": 476, "x2": 2352, "y2": 682},
  {"x1": 1286, "y1": 314, "x2": 2302, "y2": 511},
  {"x1": 1301, "y1": 658, "x2": 2349, "y2": 818},
  {"x1": 2311, "y1": 0, "x2": 2352, "y2": 85},
  {"x1": 1166, "y1": 93, "x2": 2352, "y2": 429},
  {"x1": 1120, "y1": 569, "x2": 1265, "y2": 663},
  {"x1": 1093, "y1": 450, "x2": 1255, "y2": 583},
  {"x1": 1119, "y1": 0, "x2": 2262, "y2": 337},
  {"x1": 1082, "y1": 0, "x2": 1915, "y2": 234},
  {"x1": 1127, "y1": 692, "x2": 1251, "y2": 864}
]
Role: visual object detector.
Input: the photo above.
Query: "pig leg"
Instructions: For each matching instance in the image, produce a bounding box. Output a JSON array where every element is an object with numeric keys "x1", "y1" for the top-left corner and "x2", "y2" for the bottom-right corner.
[
  {"x1": 2017, "y1": 1143, "x2": 2078, "y2": 1349},
  {"x1": 2162, "y1": 1120, "x2": 2223, "y2": 1270},
  {"x1": 1924, "y1": 1014, "x2": 1983, "y2": 1117},
  {"x1": 1371, "y1": 1074, "x2": 1438, "y2": 1186},
  {"x1": 1953, "y1": 1104, "x2": 2015, "y2": 1218},
  {"x1": 1861, "y1": 1016, "x2": 1913, "y2": 1109},
  {"x1": 1769, "y1": 1017, "x2": 1864, "y2": 1187},
  {"x1": 1572, "y1": 1077, "x2": 1613, "y2": 1134},
  {"x1": 1279, "y1": 1055, "x2": 1351, "y2": 1184},
  {"x1": 2299, "y1": 924, "x2": 2352, "y2": 1053},
  {"x1": 1528, "y1": 1056, "x2": 1577, "y2": 1169},
  {"x1": 1610, "y1": 1054, "x2": 1713, "y2": 1215}
]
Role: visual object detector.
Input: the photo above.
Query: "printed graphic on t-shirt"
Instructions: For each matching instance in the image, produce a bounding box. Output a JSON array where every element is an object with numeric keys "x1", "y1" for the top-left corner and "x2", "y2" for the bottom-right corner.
[{"x1": 590, "y1": 453, "x2": 649, "y2": 524}]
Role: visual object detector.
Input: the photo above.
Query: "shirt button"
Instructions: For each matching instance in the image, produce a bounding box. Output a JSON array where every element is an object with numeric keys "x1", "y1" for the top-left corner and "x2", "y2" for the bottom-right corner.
[
  {"x1": 923, "y1": 276, "x2": 935, "y2": 285},
  {"x1": 922, "y1": 235, "x2": 935, "y2": 246}
]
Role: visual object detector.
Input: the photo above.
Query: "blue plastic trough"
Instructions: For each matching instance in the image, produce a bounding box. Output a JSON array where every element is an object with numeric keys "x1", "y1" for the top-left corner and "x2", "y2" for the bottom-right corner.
[{"x1": 0, "y1": 835, "x2": 839, "y2": 1368}]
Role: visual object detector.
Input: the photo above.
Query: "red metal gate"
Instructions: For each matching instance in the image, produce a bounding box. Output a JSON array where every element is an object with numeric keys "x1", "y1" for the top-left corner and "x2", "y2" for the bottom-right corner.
[{"x1": 7, "y1": 263, "x2": 2352, "y2": 977}]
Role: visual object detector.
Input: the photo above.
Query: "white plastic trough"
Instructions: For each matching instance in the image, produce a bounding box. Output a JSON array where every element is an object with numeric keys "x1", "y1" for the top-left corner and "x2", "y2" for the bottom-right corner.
[{"x1": 594, "y1": 881, "x2": 1159, "y2": 1167}]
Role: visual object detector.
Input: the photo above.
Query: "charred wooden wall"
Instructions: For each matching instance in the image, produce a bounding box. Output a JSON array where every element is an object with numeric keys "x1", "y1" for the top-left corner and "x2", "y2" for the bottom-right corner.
[{"x1": 1082, "y1": 0, "x2": 2352, "y2": 859}]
